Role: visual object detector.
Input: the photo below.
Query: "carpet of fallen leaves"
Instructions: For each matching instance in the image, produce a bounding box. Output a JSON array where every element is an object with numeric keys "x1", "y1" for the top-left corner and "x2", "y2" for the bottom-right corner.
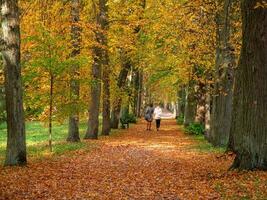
[{"x1": 0, "y1": 120, "x2": 267, "y2": 200}]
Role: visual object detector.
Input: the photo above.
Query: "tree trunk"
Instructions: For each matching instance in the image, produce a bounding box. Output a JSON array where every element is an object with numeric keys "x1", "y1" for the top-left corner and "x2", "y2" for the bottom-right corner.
[
  {"x1": 132, "y1": 68, "x2": 140, "y2": 116},
  {"x1": 195, "y1": 83, "x2": 206, "y2": 124},
  {"x1": 67, "y1": 0, "x2": 81, "y2": 142},
  {"x1": 210, "y1": 0, "x2": 234, "y2": 147},
  {"x1": 2, "y1": 0, "x2": 27, "y2": 166},
  {"x1": 136, "y1": 70, "x2": 143, "y2": 117},
  {"x1": 102, "y1": 51, "x2": 111, "y2": 135},
  {"x1": 101, "y1": 0, "x2": 110, "y2": 136},
  {"x1": 230, "y1": 0, "x2": 267, "y2": 170},
  {"x1": 48, "y1": 74, "x2": 53, "y2": 152},
  {"x1": 85, "y1": 47, "x2": 102, "y2": 139},
  {"x1": 205, "y1": 89, "x2": 211, "y2": 140},
  {"x1": 184, "y1": 82, "x2": 197, "y2": 127},
  {"x1": 110, "y1": 102, "x2": 121, "y2": 129},
  {"x1": 177, "y1": 87, "x2": 186, "y2": 118},
  {"x1": 110, "y1": 56, "x2": 131, "y2": 129},
  {"x1": 0, "y1": 85, "x2": 6, "y2": 123},
  {"x1": 85, "y1": 0, "x2": 107, "y2": 139}
]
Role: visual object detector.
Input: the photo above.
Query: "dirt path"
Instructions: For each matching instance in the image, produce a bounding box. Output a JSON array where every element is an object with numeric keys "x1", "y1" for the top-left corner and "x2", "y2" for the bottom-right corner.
[{"x1": 0, "y1": 120, "x2": 266, "y2": 200}]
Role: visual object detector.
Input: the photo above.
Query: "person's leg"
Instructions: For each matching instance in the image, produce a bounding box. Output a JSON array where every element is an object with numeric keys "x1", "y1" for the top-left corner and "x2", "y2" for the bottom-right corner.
[
  {"x1": 146, "y1": 121, "x2": 149, "y2": 130},
  {"x1": 156, "y1": 119, "x2": 160, "y2": 131},
  {"x1": 149, "y1": 121, "x2": 152, "y2": 130}
]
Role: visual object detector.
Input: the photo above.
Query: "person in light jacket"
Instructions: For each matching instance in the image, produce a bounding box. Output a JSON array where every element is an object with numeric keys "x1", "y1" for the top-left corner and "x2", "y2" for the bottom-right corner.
[{"x1": 154, "y1": 105, "x2": 162, "y2": 131}]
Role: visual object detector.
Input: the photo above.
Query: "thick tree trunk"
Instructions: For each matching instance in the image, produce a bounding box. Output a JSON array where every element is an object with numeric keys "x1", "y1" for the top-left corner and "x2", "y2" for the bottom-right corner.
[
  {"x1": 100, "y1": 0, "x2": 110, "y2": 136},
  {"x1": 184, "y1": 82, "x2": 197, "y2": 127},
  {"x1": 85, "y1": 0, "x2": 108, "y2": 139},
  {"x1": 110, "y1": 56, "x2": 131, "y2": 129},
  {"x1": 67, "y1": 0, "x2": 81, "y2": 142},
  {"x1": 210, "y1": 0, "x2": 234, "y2": 147},
  {"x1": 2, "y1": 0, "x2": 27, "y2": 166},
  {"x1": 85, "y1": 47, "x2": 102, "y2": 139},
  {"x1": 230, "y1": 0, "x2": 267, "y2": 170}
]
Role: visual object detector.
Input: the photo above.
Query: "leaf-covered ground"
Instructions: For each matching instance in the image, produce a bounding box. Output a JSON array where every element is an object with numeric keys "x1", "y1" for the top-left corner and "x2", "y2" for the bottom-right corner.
[{"x1": 0, "y1": 120, "x2": 267, "y2": 199}]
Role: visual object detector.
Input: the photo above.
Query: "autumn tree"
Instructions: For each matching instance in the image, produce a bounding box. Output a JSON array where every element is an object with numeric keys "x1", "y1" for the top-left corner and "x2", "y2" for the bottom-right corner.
[
  {"x1": 110, "y1": 52, "x2": 131, "y2": 129},
  {"x1": 230, "y1": 0, "x2": 267, "y2": 170},
  {"x1": 1, "y1": 0, "x2": 27, "y2": 166},
  {"x1": 210, "y1": 0, "x2": 235, "y2": 147},
  {"x1": 101, "y1": 0, "x2": 111, "y2": 136},
  {"x1": 183, "y1": 79, "x2": 197, "y2": 127},
  {"x1": 67, "y1": 0, "x2": 81, "y2": 142},
  {"x1": 85, "y1": 0, "x2": 107, "y2": 139}
]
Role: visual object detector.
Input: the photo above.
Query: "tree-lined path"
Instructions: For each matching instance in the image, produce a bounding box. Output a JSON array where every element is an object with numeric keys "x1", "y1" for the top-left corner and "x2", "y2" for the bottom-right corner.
[{"x1": 1, "y1": 120, "x2": 266, "y2": 200}]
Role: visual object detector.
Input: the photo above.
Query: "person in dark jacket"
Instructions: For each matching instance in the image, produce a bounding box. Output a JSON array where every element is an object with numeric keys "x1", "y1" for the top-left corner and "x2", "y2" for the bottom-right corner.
[{"x1": 144, "y1": 103, "x2": 154, "y2": 131}]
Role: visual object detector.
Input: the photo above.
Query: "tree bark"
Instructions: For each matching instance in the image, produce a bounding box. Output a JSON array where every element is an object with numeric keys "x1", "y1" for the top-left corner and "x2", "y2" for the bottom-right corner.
[
  {"x1": 205, "y1": 88, "x2": 211, "y2": 140},
  {"x1": 102, "y1": 50, "x2": 111, "y2": 135},
  {"x1": 48, "y1": 73, "x2": 53, "y2": 152},
  {"x1": 85, "y1": 0, "x2": 107, "y2": 139},
  {"x1": 101, "y1": 0, "x2": 111, "y2": 136},
  {"x1": 230, "y1": 0, "x2": 267, "y2": 170},
  {"x1": 184, "y1": 82, "x2": 197, "y2": 127},
  {"x1": 67, "y1": 0, "x2": 81, "y2": 142},
  {"x1": 177, "y1": 87, "x2": 186, "y2": 118},
  {"x1": 2, "y1": 0, "x2": 27, "y2": 166},
  {"x1": 210, "y1": 0, "x2": 234, "y2": 147},
  {"x1": 110, "y1": 55, "x2": 131, "y2": 129},
  {"x1": 195, "y1": 83, "x2": 206, "y2": 124},
  {"x1": 0, "y1": 85, "x2": 6, "y2": 123},
  {"x1": 132, "y1": 68, "x2": 140, "y2": 116},
  {"x1": 136, "y1": 70, "x2": 143, "y2": 117},
  {"x1": 85, "y1": 48, "x2": 102, "y2": 139}
]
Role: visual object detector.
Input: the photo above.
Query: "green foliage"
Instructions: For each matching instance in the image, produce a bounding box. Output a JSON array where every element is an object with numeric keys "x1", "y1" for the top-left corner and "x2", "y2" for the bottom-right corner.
[
  {"x1": 176, "y1": 114, "x2": 184, "y2": 125},
  {"x1": 127, "y1": 113, "x2": 137, "y2": 124},
  {"x1": 120, "y1": 112, "x2": 137, "y2": 125},
  {"x1": 185, "y1": 122, "x2": 205, "y2": 135}
]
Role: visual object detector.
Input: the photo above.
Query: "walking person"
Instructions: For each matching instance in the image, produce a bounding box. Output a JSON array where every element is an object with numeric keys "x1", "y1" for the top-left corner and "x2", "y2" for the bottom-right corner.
[
  {"x1": 144, "y1": 103, "x2": 154, "y2": 131},
  {"x1": 154, "y1": 104, "x2": 162, "y2": 131}
]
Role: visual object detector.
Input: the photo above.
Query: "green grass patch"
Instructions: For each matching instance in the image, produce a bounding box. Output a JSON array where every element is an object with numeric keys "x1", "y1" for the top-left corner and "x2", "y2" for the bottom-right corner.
[
  {"x1": 187, "y1": 133, "x2": 226, "y2": 153},
  {"x1": 0, "y1": 120, "x2": 101, "y2": 164}
]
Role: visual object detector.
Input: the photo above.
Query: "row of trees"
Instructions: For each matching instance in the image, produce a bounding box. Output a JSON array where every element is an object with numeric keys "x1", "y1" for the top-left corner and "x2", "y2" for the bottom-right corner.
[
  {"x1": 1, "y1": 0, "x2": 147, "y2": 166},
  {"x1": 1, "y1": 0, "x2": 267, "y2": 170},
  {"x1": 174, "y1": 0, "x2": 267, "y2": 170}
]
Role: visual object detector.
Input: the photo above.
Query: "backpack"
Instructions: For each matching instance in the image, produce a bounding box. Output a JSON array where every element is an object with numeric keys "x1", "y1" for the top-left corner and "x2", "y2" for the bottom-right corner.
[{"x1": 144, "y1": 107, "x2": 153, "y2": 121}]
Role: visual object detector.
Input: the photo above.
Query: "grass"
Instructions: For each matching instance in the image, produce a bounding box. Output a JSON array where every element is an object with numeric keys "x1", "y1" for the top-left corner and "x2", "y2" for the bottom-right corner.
[
  {"x1": 179, "y1": 125, "x2": 226, "y2": 153},
  {"x1": 0, "y1": 120, "x2": 101, "y2": 164},
  {"x1": 190, "y1": 134, "x2": 226, "y2": 153}
]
